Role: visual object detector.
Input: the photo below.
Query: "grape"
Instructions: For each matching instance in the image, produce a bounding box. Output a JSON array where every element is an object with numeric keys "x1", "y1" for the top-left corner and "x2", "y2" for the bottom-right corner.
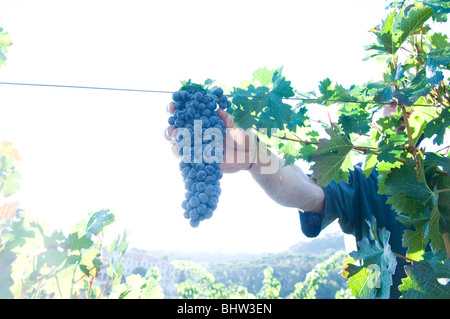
[
  {"x1": 197, "y1": 170, "x2": 207, "y2": 180},
  {"x1": 170, "y1": 85, "x2": 231, "y2": 227},
  {"x1": 198, "y1": 192, "x2": 209, "y2": 203},
  {"x1": 205, "y1": 185, "x2": 216, "y2": 197},
  {"x1": 196, "y1": 182, "x2": 206, "y2": 192},
  {"x1": 189, "y1": 196, "x2": 200, "y2": 208}
]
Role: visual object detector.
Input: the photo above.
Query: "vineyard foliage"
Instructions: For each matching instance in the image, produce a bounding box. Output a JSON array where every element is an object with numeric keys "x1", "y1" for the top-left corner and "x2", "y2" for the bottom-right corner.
[
  {"x1": 0, "y1": 140, "x2": 345, "y2": 299},
  {"x1": 1, "y1": 0, "x2": 450, "y2": 299},
  {"x1": 226, "y1": 0, "x2": 450, "y2": 298}
]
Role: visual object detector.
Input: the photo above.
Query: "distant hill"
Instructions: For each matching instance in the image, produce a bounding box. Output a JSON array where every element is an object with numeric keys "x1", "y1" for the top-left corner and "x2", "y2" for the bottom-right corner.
[
  {"x1": 133, "y1": 232, "x2": 348, "y2": 298},
  {"x1": 287, "y1": 232, "x2": 345, "y2": 255},
  {"x1": 141, "y1": 232, "x2": 346, "y2": 264},
  {"x1": 206, "y1": 233, "x2": 348, "y2": 298}
]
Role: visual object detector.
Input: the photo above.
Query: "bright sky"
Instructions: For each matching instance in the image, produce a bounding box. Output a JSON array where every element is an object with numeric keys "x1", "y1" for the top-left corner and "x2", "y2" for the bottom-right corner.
[{"x1": 0, "y1": 0, "x2": 448, "y2": 254}]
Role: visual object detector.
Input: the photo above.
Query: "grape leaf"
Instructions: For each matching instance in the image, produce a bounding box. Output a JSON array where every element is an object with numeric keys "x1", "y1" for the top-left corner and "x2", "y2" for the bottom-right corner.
[
  {"x1": 338, "y1": 111, "x2": 371, "y2": 135},
  {"x1": 0, "y1": 248, "x2": 16, "y2": 298},
  {"x1": 307, "y1": 78, "x2": 357, "y2": 106},
  {"x1": 0, "y1": 155, "x2": 21, "y2": 197},
  {"x1": 428, "y1": 202, "x2": 445, "y2": 251},
  {"x1": 386, "y1": 159, "x2": 446, "y2": 253},
  {"x1": 435, "y1": 174, "x2": 450, "y2": 234},
  {"x1": 342, "y1": 225, "x2": 397, "y2": 299},
  {"x1": 423, "y1": 107, "x2": 450, "y2": 145},
  {"x1": 252, "y1": 67, "x2": 275, "y2": 87},
  {"x1": 67, "y1": 232, "x2": 94, "y2": 251},
  {"x1": 385, "y1": 159, "x2": 437, "y2": 211},
  {"x1": 365, "y1": 5, "x2": 434, "y2": 57},
  {"x1": 79, "y1": 247, "x2": 101, "y2": 277},
  {"x1": 86, "y1": 209, "x2": 115, "y2": 237},
  {"x1": 0, "y1": 27, "x2": 12, "y2": 69},
  {"x1": 278, "y1": 140, "x2": 300, "y2": 166},
  {"x1": 231, "y1": 67, "x2": 294, "y2": 132},
  {"x1": 402, "y1": 226, "x2": 429, "y2": 261},
  {"x1": 377, "y1": 131, "x2": 408, "y2": 164},
  {"x1": 399, "y1": 261, "x2": 450, "y2": 299},
  {"x1": 311, "y1": 126, "x2": 353, "y2": 186},
  {"x1": 364, "y1": 11, "x2": 396, "y2": 56},
  {"x1": 425, "y1": 152, "x2": 450, "y2": 173},
  {"x1": 395, "y1": 5, "x2": 434, "y2": 52},
  {"x1": 393, "y1": 68, "x2": 443, "y2": 106},
  {"x1": 424, "y1": 0, "x2": 450, "y2": 22},
  {"x1": 286, "y1": 106, "x2": 309, "y2": 132},
  {"x1": 429, "y1": 32, "x2": 449, "y2": 49}
]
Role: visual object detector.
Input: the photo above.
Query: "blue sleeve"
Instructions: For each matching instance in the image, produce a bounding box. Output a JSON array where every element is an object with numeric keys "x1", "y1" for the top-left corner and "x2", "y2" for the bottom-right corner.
[
  {"x1": 299, "y1": 163, "x2": 409, "y2": 299},
  {"x1": 299, "y1": 163, "x2": 404, "y2": 246}
]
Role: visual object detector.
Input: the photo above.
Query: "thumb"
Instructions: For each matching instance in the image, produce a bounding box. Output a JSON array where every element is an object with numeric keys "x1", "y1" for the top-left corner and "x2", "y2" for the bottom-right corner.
[{"x1": 217, "y1": 109, "x2": 236, "y2": 129}]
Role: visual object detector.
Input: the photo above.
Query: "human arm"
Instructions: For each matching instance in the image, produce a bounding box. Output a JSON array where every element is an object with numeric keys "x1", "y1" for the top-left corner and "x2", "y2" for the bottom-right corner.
[{"x1": 165, "y1": 102, "x2": 325, "y2": 213}]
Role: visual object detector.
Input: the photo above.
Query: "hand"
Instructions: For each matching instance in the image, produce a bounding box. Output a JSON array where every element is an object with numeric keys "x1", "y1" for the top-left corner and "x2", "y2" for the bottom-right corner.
[{"x1": 164, "y1": 102, "x2": 258, "y2": 174}]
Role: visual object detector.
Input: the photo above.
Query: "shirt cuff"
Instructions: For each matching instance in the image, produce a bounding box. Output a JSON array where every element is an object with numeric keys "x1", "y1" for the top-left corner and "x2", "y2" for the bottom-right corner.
[{"x1": 298, "y1": 211, "x2": 324, "y2": 238}]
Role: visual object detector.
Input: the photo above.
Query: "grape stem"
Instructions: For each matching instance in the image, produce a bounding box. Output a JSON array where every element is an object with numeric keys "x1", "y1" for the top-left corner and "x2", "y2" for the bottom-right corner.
[
  {"x1": 273, "y1": 132, "x2": 378, "y2": 153},
  {"x1": 392, "y1": 252, "x2": 417, "y2": 263},
  {"x1": 399, "y1": 104, "x2": 417, "y2": 157}
]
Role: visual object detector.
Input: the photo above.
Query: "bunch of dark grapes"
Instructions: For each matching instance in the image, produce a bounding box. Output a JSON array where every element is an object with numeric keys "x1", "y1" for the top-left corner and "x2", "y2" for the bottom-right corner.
[{"x1": 168, "y1": 86, "x2": 231, "y2": 227}]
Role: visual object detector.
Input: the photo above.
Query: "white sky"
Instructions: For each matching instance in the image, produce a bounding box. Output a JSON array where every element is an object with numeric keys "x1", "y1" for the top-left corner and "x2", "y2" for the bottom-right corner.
[{"x1": 0, "y1": 0, "x2": 448, "y2": 254}]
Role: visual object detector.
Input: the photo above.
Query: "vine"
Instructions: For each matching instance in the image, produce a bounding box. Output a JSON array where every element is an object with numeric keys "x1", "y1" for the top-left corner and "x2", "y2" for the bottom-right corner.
[{"x1": 225, "y1": 0, "x2": 450, "y2": 298}]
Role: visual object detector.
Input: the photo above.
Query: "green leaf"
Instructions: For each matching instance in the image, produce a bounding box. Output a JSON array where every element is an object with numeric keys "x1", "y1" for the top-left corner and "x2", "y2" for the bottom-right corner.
[
  {"x1": 253, "y1": 67, "x2": 275, "y2": 87},
  {"x1": 286, "y1": 106, "x2": 309, "y2": 132},
  {"x1": 36, "y1": 248, "x2": 67, "y2": 269},
  {"x1": 429, "y1": 32, "x2": 449, "y2": 49},
  {"x1": 424, "y1": 0, "x2": 450, "y2": 22},
  {"x1": 86, "y1": 209, "x2": 115, "y2": 237},
  {"x1": 179, "y1": 79, "x2": 206, "y2": 92},
  {"x1": 424, "y1": 152, "x2": 450, "y2": 174},
  {"x1": 377, "y1": 131, "x2": 408, "y2": 163},
  {"x1": 231, "y1": 86, "x2": 268, "y2": 130},
  {"x1": 272, "y1": 67, "x2": 295, "y2": 98},
  {"x1": 365, "y1": 5, "x2": 434, "y2": 57},
  {"x1": 231, "y1": 67, "x2": 294, "y2": 131},
  {"x1": 278, "y1": 140, "x2": 300, "y2": 166},
  {"x1": 311, "y1": 126, "x2": 354, "y2": 186},
  {"x1": 402, "y1": 227, "x2": 428, "y2": 261},
  {"x1": 423, "y1": 107, "x2": 450, "y2": 145},
  {"x1": 399, "y1": 261, "x2": 450, "y2": 299},
  {"x1": 67, "y1": 232, "x2": 94, "y2": 251},
  {"x1": 0, "y1": 155, "x2": 21, "y2": 197},
  {"x1": 310, "y1": 79, "x2": 357, "y2": 106},
  {"x1": 0, "y1": 248, "x2": 16, "y2": 298},
  {"x1": 365, "y1": 11, "x2": 396, "y2": 56},
  {"x1": 342, "y1": 224, "x2": 397, "y2": 299},
  {"x1": 79, "y1": 247, "x2": 101, "y2": 277},
  {"x1": 395, "y1": 5, "x2": 434, "y2": 52},
  {"x1": 428, "y1": 202, "x2": 445, "y2": 251},
  {"x1": 435, "y1": 174, "x2": 450, "y2": 234},
  {"x1": 385, "y1": 159, "x2": 436, "y2": 212},
  {"x1": 0, "y1": 27, "x2": 12, "y2": 69}
]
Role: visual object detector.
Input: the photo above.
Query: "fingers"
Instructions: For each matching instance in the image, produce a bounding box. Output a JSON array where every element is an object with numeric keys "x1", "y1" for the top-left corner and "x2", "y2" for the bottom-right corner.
[
  {"x1": 217, "y1": 109, "x2": 236, "y2": 129},
  {"x1": 164, "y1": 125, "x2": 177, "y2": 141},
  {"x1": 165, "y1": 126, "x2": 180, "y2": 158},
  {"x1": 166, "y1": 101, "x2": 175, "y2": 114},
  {"x1": 171, "y1": 142, "x2": 180, "y2": 158},
  {"x1": 164, "y1": 99, "x2": 179, "y2": 158}
]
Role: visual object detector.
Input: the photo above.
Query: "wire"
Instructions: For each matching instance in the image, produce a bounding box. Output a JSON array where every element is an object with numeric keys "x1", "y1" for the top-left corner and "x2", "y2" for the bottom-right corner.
[
  {"x1": 0, "y1": 81, "x2": 441, "y2": 107},
  {"x1": 0, "y1": 81, "x2": 174, "y2": 94}
]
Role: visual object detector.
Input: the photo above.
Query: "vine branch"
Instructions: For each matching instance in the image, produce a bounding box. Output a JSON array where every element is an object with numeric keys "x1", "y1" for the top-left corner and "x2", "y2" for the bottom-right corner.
[{"x1": 399, "y1": 104, "x2": 417, "y2": 157}]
